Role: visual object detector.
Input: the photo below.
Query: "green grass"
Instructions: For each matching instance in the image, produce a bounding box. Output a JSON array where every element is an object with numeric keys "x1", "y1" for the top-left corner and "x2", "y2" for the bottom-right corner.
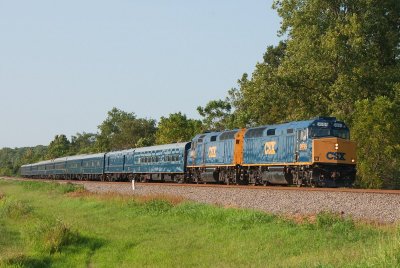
[{"x1": 0, "y1": 179, "x2": 399, "y2": 267}]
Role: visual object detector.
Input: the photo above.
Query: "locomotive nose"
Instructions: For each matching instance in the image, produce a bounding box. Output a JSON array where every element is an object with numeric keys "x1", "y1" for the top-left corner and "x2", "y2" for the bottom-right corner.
[{"x1": 312, "y1": 137, "x2": 356, "y2": 165}]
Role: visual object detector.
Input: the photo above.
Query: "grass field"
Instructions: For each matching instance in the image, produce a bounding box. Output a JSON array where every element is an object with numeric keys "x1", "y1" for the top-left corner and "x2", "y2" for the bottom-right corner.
[{"x1": 0, "y1": 179, "x2": 399, "y2": 268}]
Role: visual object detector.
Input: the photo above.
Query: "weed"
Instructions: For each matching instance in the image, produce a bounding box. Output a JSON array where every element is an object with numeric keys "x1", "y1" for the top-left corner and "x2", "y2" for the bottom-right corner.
[
  {"x1": 141, "y1": 199, "x2": 174, "y2": 214},
  {"x1": 316, "y1": 211, "x2": 355, "y2": 232},
  {"x1": 28, "y1": 219, "x2": 77, "y2": 254},
  {"x1": 0, "y1": 254, "x2": 51, "y2": 268},
  {"x1": 0, "y1": 198, "x2": 32, "y2": 219},
  {"x1": 60, "y1": 182, "x2": 83, "y2": 194},
  {"x1": 20, "y1": 181, "x2": 82, "y2": 194},
  {"x1": 135, "y1": 193, "x2": 185, "y2": 205}
]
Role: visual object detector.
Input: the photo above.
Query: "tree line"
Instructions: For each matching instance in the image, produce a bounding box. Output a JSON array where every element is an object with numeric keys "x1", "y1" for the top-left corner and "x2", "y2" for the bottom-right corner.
[
  {"x1": 0, "y1": 109, "x2": 202, "y2": 176},
  {"x1": 1, "y1": 0, "x2": 399, "y2": 188}
]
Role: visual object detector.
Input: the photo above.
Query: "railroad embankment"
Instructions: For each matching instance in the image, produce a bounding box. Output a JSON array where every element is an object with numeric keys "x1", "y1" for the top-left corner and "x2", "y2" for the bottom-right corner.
[{"x1": 0, "y1": 178, "x2": 399, "y2": 267}]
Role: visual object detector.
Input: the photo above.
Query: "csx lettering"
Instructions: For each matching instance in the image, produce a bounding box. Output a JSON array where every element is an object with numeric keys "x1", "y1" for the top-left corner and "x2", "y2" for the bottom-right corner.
[
  {"x1": 208, "y1": 146, "x2": 217, "y2": 158},
  {"x1": 326, "y1": 152, "x2": 346, "y2": 161},
  {"x1": 264, "y1": 141, "x2": 276, "y2": 155}
]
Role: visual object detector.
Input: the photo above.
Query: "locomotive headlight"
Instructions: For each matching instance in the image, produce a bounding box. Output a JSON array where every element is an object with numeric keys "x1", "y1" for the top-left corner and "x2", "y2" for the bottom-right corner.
[
  {"x1": 335, "y1": 143, "x2": 339, "y2": 150},
  {"x1": 351, "y1": 159, "x2": 355, "y2": 163}
]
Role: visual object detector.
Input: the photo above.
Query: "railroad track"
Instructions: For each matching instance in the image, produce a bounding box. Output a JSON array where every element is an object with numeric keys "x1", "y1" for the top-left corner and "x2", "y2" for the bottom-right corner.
[{"x1": 2, "y1": 176, "x2": 400, "y2": 195}]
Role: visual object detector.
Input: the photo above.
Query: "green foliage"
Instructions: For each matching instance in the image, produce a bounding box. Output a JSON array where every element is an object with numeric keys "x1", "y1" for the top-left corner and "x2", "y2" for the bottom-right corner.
[
  {"x1": 229, "y1": 41, "x2": 290, "y2": 127},
  {"x1": 352, "y1": 96, "x2": 400, "y2": 188},
  {"x1": 20, "y1": 181, "x2": 83, "y2": 194},
  {"x1": 28, "y1": 219, "x2": 76, "y2": 254},
  {"x1": 95, "y1": 107, "x2": 156, "y2": 151},
  {"x1": 46, "y1": 134, "x2": 71, "y2": 159},
  {"x1": 272, "y1": 0, "x2": 400, "y2": 122},
  {"x1": 0, "y1": 145, "x2": 47, "y2": 176},
  {"x1": 0, "y1": 198, "x2": 32, "y2": 219},
  {"x1": 197, "y1": 99, "x2": 235, "y2": 131},
  {"x1": 226, "y1": 0, "x2": 400, "y2": 127},
  {"x1": 155, "y1": 112, "x2": 202, "y2": 144},
  {"x1": 315, "y1": 212, "x2": 355, "y2": 233},
  {"x1": 70, "y1": 132, "x2": 97, "y2": 154}
]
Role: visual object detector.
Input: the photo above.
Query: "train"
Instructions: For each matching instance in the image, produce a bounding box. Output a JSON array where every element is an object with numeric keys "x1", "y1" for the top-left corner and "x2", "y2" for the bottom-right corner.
[{"x1": 20, "y1": 117, "x2": 357, "y2": 187}]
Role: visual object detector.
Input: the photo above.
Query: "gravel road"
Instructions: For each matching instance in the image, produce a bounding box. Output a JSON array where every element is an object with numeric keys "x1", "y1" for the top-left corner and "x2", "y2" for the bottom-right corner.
[{"x1": 82, "y1": 182, "x2": 400, "y2": 223}]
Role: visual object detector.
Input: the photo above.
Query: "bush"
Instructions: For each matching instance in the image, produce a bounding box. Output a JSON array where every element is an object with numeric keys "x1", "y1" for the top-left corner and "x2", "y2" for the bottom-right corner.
[
  {"x1": 0, "y1": 198, "x2": 32, "y2": 219},
  {"x1": 352, "y1": 96, "x2": 400, "y2": 189},
  {"x1": 29, "y1": 219, "x2": 76, "y2": 254},
  {"x1": 315, "y1": 212, "x2": 355, "y2": 233}
]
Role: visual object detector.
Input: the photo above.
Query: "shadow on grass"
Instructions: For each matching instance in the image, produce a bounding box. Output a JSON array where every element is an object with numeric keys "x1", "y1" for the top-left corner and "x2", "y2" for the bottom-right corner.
[
  {"x1": 4, "y1": 234, "x2": 106, "y2": 268},
  {"x1": 63, "y1": 234, "x2": 106, "y2": 261}
]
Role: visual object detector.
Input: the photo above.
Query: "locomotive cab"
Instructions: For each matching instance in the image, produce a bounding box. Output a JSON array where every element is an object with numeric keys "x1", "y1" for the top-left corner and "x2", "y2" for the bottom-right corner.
[{"x1": 307, "y1": 118, "x2": 357, "y2": 187}]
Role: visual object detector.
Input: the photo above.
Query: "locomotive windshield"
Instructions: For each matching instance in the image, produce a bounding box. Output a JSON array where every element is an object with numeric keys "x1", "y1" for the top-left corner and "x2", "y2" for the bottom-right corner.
[{"x1": 309, "y1": 122, "x2": 350, "y2": 140}]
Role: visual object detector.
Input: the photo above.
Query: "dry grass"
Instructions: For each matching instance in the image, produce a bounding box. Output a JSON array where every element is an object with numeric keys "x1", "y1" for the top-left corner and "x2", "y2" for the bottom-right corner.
[
  {"x1": 134, "y1": 193, "x2": 186, "y2": 205},
  {"x1": 66, "y1": 188, "x2": 186, "y2": 205}
]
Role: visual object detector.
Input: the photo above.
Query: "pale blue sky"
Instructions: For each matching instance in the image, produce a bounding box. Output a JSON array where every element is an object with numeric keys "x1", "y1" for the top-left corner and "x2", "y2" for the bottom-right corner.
[{"x1": 0, "y1": 1, "x2": 281, "y2": 148}]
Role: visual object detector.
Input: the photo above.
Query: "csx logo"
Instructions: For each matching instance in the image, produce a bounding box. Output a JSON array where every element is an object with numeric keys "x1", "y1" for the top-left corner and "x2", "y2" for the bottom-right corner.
[
  {"x1": 326, "y1": 152, "x2": 346, "y2": 161},
  {"x1": 264, "y1": 141, "x2": 276, "y2": 155},
  {"x1": 208, "y1": 146, "x2": 217, "y2": 158}
]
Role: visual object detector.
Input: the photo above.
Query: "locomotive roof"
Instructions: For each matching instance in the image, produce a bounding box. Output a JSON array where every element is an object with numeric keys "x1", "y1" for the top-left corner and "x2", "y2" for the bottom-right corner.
[{"x1": 191, "y1": 117, "x2": 346, "y2": 142}]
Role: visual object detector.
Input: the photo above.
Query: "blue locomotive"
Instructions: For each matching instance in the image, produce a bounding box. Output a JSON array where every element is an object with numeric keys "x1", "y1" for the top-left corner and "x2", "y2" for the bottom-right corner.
[{"x1": 21, "y1": 117, "x2": 356, "y2": 187}]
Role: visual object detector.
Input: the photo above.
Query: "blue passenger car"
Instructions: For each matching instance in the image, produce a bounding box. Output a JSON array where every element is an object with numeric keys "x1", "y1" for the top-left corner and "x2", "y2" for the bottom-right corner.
[
  {"x1": 133, "y1": 143, "x2": 190, "y2": 174},
  {"x1": 105, "y1": 150, "x2": 133, "y2": 174},
  {"x1": 66, "y1": 154, "x2": 105, "y2": 180},
  {"x1": 103, "y1": 143, "x2": 191, "y2": 182},
  {"x1": 52, "y1": 157, "x2": 67, "y2": 177},
  {"x1": 20, "y1": 164, "x2": 32, "y2": 177}
]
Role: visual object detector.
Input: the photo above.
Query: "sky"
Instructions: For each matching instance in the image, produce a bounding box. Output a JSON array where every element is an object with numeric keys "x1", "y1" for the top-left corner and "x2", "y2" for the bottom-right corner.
[{"x1": 0, "y1": 1, "x2": 281, "y2": 148}]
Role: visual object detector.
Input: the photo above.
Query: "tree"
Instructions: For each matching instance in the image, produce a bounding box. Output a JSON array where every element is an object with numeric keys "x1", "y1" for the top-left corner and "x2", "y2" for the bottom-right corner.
[
  {"x1": 197, "y1": 99, "x2": 234, "y2": 131},
  {"x1": 272, "y1": 0, "x2": 400, "y2": 122},
  {"x1": 95, "y1": 107, "x2": 156, "y2": 151},
  {"x1": 70, "y1": 132, "x2": 97, "y2": 154},
  {"x1": 229, "y1": 41, "x2": 293, "y2": 127},
  {"x1": 46, "y1": 135, "x2": 71, "y2": 159},
  {"x1": 155, "y1": 112, "x2": 202, "y2": 144},
  {"x1": 352, "y1": 95, "x2": 400, "y2": 188}
]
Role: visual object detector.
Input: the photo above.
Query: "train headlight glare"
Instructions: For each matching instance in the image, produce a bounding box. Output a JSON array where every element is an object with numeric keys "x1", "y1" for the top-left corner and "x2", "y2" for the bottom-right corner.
[{"x1": 351, "y1": 159, "x2": 355, "y2": 163}]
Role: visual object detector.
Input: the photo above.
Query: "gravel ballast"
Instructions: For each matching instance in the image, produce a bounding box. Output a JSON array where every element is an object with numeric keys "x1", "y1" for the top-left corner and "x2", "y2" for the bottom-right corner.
[{"x1": 82, "y1": 182, "x2": 400, "y2": 223}]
